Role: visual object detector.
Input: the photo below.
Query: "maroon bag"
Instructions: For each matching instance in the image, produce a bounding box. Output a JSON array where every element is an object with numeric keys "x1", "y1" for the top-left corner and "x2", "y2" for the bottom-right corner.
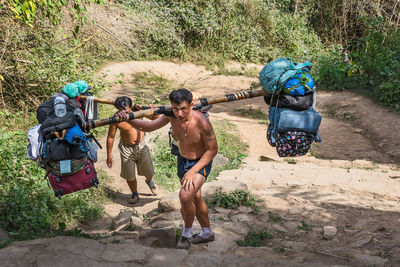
[{"x1": 47, "y1": 159, "x2": 99, "y2": 198}]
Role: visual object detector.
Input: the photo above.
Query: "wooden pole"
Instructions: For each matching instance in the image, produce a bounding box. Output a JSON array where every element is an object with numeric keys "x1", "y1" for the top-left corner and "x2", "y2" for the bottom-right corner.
[{"x1": 81, "y1": 89, "x2": 268, "y2": 131}]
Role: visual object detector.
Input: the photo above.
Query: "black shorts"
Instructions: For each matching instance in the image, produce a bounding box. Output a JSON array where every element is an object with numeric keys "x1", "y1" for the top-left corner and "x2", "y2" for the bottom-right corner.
[{"x1": 177, "y1": 153, "x2": 213, "y2": 180}]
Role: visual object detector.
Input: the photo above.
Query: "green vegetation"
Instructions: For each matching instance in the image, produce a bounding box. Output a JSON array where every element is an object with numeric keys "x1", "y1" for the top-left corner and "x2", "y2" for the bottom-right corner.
[
  {"x1": 297, "y1": 220, "x2": 312, "y2": 231},
  {"x1": 150, "y1": 135, "x2": 180, "y2": 192},
  {"x1": 120, "y1": 0, "x2": 323, "y2": 65},
  {"x1": 236, "y1": 230, "x2": 273, "y2": 247},
  {"x1": 206, "y1": 189, "x2": 262, "y2": 212},
  {"x1": 0, "y1": 129, "x2": 110, "y2": 242},
  {"x1": 268, "y1": 211, "x2": 282, "y2": 222}
]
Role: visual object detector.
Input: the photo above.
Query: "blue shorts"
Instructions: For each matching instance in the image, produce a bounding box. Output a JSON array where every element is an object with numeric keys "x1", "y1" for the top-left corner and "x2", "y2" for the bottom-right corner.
[{"x1": 177, "y1": 153, "x2": 213, "y2": 180}]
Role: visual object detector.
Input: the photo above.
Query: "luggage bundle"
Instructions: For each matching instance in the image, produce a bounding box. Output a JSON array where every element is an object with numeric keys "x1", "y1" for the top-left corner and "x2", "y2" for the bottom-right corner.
[
  {"x1": 259, "y1": 58, "x2": 322, "y2": 157},
  {"x1": 27, "y1": 81, "x2": 100, "y2": 198}
]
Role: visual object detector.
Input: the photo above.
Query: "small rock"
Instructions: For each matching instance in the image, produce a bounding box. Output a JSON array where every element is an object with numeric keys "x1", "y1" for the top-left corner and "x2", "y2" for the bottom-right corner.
[
  {"x1": 377, "y1": 143, "x2": 385, "y2": 147},
  {"x1": 148, "y1": 213, "x2": 173, "y2": 224},
  {"x1": 112, "y1": 230, "x2": 140, "y2": 239},
  {"x1": 351, "y1": 237, "x2": 371, "y2": 248},
  {"x1": 111, "y1": 210, "x2": 137, "y2": 231},
  {"x1": 158, "y1": 191, "x2": 181, "y2": 212},
  {"x1": 323, "y1": 226, "x2": 337, "y2": 238},
  {"x1": 151, "y1": 220, "x2": 173, "y2": 229},
  {"x1": 353, "y1": 128, "x2": 364, "y2": 133},
  {"x1": 213, "y1": 153, "x2": 229, "y2": 167},
  {"x1": 272, "y1": 224, "x2": 287, "y2": 233}
]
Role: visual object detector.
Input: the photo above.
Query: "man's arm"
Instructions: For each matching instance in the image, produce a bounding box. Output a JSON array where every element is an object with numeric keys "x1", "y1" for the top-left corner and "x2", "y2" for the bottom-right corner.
[
  {"x1": 106, "y1": 123, "x2": 117, "y2": 168},
  {"x1": 192, "y1": 119, "x2": 218, "y2": 172},
  {"x1": 116, "y1": 110, "x2": 170, "y2": 132}
]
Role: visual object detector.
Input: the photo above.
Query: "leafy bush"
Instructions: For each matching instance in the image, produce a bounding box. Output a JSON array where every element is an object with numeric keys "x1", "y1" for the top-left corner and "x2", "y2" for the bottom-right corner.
[
  {"x1": 206, "y1": 189, "x2": 262, "y2": 212},
  {"x1": 236, "y1": 230, "x2": 273, "y2": 247},
  {"x1": 0, "y1": 129, "x2": 109, "y2": 241},
  {"x1": 120, "y1": 0, "x2": 324, "y2": 64},
  {"x1": 315, "y1": 17, "x2": 400, "y2": 110}
]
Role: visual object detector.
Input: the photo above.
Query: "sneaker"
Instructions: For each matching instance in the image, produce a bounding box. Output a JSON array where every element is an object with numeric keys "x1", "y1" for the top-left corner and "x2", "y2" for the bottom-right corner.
[
  {"x1": 129, "y1": 192, "x2": 139, "y2": 204},
  {"x1": 189, "y1": 233, "x2": 215, "y2": 244},
  {"x1": 176, "y1": 236, "x2": 191, "y2": 249},
  {"x1": 145, "y1": 180, "x2": 158, "y2": 196}
]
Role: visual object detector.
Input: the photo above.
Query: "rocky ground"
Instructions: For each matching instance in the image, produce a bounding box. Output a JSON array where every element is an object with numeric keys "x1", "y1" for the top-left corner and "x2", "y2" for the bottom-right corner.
[{"x1": 1, "y1": 61, "x2": 400, "y2": 266}]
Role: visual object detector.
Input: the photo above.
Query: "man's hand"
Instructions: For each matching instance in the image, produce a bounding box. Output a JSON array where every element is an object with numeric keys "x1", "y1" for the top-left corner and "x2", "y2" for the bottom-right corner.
[
  {"x1": 106, "y1": 157, "x2": 112, "y2": 168},
  {"x1": 181, "y1": 170, "x2": 196, "y2": 191},
  {"x1": 115, "y1": 110, "x2": 129, "y2": 120}
]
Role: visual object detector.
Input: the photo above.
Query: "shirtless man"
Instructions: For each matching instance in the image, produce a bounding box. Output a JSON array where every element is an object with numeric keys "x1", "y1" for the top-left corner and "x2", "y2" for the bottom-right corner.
[
  {"x1": 107, "y1": 96, "x2": 158, "y2": 204},
  {"x1": 117, "y1": 88, "x2": 218, "y2": 249}
]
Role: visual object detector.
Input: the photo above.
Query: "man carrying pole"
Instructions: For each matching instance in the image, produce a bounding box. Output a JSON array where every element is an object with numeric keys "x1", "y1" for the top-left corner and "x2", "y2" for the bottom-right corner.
[
  {"x1": 107, "y1": 96, "x2": 159, "y2": 204},
  {"x1": 116, "y1": 88, "x2": 218, "y2": 249}
]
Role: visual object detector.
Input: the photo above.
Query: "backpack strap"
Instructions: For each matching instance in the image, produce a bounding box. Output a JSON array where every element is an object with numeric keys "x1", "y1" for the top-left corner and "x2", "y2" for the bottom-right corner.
[{"x1": 293, "y1": 61, "x2": 312, "y2": 71}]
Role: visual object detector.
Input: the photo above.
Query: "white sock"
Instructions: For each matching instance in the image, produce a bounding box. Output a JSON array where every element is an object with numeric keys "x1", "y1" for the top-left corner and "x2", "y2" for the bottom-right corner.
[
  {"x1": 182, "y1": 227, "x2": 193, "y2": 238},
  {"x1": 199, "y1": 227, "x2": 213, "y2": 238}
]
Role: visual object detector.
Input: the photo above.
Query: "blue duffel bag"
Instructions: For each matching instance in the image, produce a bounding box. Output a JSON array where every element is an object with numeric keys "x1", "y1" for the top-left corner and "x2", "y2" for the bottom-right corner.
[{"x1": 268, "y1": 106, "x2": 322, "y2": 135}]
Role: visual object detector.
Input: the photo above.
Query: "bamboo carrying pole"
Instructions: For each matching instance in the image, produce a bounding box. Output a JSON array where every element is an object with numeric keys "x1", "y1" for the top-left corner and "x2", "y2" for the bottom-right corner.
[{"x1": 81, "y1": 89, "x2": 268, "y2": 131}]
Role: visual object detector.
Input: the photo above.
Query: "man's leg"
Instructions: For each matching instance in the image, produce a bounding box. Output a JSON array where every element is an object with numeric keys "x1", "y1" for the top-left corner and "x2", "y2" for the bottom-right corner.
[
  {"x1": 138, "y1": 145, "x2": 158, "y2": 195},
  {"x1": 126, "y1": 179, "x2": 138, "y2": 193},
  {"x1": 179, "y1": 174, "x2": 205, "y2": 232},
  {"x1": 193, "y1": 188, "x2": 210, "y2": 228},
  {"x1": 192, "y1": 185, "x2": 214, "y2": 241}
]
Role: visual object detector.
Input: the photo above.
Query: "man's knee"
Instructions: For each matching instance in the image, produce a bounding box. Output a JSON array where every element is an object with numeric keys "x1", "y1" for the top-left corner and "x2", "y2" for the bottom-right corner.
[{"x1": 179, "y1": 190, "x2": 194, "y2": 206}]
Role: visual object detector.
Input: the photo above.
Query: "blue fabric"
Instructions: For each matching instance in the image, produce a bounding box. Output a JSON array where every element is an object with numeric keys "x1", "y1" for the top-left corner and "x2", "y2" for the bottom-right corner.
[
  {"x1": 64, "y1": 124, "x2": 85, "y2": 145},
  {"x1": 269, "y1": 107, "x2": 322, "y2": 135},
  {"x1": 259, "y1": 58, "x2": 312, "y2": 94},
  {"x1": 177, "y1": 153, "x2": 213, "y2": 180},
  {"x1": 283, "y1": 73, "x2": 315, "y2": 96}
]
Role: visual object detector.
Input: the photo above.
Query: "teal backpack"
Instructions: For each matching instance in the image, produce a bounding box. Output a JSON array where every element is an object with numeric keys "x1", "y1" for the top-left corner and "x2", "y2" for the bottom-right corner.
[{"x1": 259, "y1": 58, "x2": 312, "y2": 94}]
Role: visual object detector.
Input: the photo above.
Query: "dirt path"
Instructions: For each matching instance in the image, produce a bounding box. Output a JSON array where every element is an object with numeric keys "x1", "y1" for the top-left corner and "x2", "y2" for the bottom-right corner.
[{"x1": 3, "y1": 61, "x2": 400, "y2": 266}]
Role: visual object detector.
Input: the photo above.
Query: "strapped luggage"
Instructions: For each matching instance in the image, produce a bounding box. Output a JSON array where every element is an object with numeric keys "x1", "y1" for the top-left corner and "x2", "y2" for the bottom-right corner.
[
  {"x1": 264, "y1": 93, "x2": 314, "y2": 111},
  {"x1": 47, "y1": 159, "x2": 99, "y2": 199},
  {"x1": 29, "y1": 80, "x2": 100, "y2": 198},
  {"x1": 259, "y1": 58, "x2": 312, "y2": 94}
]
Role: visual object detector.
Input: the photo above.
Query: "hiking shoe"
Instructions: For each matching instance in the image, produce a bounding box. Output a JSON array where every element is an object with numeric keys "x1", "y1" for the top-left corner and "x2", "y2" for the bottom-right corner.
[
  {"x1": 129, "y1": 192, "x2": 139, "y2": 204},
  {"x1": 176, "y1": 236, "x2": 191, "y2": 249},
  {"x1": 145, "y1": 180, "x2": 158, "y2": 196},
  {"x1": 190, "y1": 233, "x2": 215, "y2": 244}
]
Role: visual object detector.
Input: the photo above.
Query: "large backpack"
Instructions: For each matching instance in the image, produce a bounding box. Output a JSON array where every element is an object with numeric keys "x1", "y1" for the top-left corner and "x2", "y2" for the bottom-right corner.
[
  {"x1": 259, "y1": 58, "x2": 312, "y2": 94},
  {"x1": 30, "y1": 82, "x2": 100, "y2": 198}
]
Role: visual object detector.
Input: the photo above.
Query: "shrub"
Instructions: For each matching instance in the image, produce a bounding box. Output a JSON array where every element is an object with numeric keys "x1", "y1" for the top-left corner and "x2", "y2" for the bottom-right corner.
[{"x1": 206, "y1": 189, "x2": 262, "y2": 212}]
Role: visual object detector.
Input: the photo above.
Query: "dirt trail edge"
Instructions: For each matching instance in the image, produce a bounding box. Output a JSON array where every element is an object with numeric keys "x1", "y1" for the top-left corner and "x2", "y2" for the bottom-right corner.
[{"x1": 1, "y1": 61, "x2": 400, "y2": 267}]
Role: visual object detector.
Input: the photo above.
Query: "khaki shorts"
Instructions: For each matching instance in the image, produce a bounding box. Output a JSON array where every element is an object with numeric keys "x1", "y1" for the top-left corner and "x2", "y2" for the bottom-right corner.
[{"x1": 118, "y1": 138, "x2": 155, "y2": 181}]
